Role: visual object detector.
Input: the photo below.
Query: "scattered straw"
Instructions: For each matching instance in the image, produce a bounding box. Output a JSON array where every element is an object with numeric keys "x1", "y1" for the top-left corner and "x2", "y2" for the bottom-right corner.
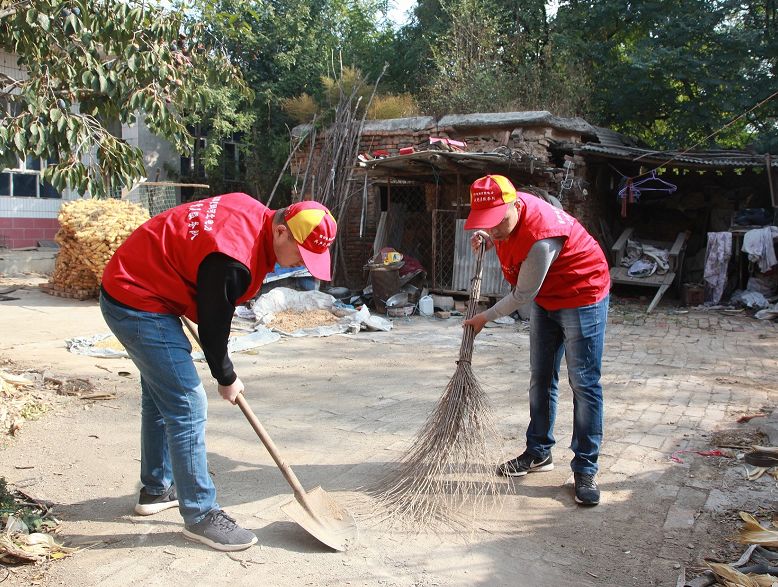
[{"x1": 0, "y1": 371, "x2": 45, "y2": 438}]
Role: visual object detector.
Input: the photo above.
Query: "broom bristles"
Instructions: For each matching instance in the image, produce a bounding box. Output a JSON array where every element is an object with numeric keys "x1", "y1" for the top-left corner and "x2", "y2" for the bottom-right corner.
[
  {"x1": 370, "y1": 358, "x2": 507, "y2": 528},
  {"x1": 369, "y1": 242, "x2": 506, "y2": 528}
]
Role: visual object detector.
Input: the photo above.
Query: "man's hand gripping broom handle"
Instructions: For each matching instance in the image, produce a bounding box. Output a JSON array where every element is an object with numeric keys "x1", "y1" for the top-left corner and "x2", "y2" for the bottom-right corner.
[{"x1": 459, "y1": 240, "x2": 486, "y2": 363}]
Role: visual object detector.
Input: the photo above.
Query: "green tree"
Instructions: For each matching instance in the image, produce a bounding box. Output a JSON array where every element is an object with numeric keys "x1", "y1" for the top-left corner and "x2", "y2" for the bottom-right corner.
[
  {"x1": 553, "y1": 0, "x2": 777, "y2": 150},
  {"x1": 0, "y1": 0, "x2": 248, "y2": 197},
  {"x1": 397, "y1": 0, "x2": 591, "y2": 116},
  {"x1": 385, "y1": 0, "x2": 450, "y2": 93},
  {"x1": 180, "y1": 0, "x2": 398, "y2": 201},
  {"x1": 387, "y1": 0, "x2": 589, "y2": 115}
]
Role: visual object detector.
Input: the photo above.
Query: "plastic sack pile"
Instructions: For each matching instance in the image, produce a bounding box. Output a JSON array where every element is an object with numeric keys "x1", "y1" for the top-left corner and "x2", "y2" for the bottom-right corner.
[
  {"x1": 67, "y1": 287, "x2": 391, "y2": 359},
  {"x1": 246, "y1": 287, "x2": 392, "y2": 336}
]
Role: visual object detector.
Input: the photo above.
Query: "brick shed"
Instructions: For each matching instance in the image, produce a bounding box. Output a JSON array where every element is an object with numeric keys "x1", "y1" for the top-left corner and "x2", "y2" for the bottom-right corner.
[
  {"x1": 290, "y1": 111, "x2": 606, "y2": 294},
  {"x1": 290, "y1": 111, "x2": 776, "y2": 300}
]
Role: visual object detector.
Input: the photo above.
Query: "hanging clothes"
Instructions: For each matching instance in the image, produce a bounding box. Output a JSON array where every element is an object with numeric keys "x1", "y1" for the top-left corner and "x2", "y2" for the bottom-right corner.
[
  {"x1": 616, "y1": 172, "x2": 677, "y2": 218},
  {"x1": 704, "y1": 232, "x2": 732, "y2": 304},
  {"x1": 741, "y1": 226, "x2": 778, "y2": 273}
]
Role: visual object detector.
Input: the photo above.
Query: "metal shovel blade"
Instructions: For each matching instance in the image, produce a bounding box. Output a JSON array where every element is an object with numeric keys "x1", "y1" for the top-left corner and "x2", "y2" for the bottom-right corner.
[{"x1": 280, "y1": 486, "x2": 358, "y2": 552}]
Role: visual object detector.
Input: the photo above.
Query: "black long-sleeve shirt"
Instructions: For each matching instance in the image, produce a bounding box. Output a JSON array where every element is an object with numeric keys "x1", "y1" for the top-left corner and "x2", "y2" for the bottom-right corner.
[
  {"x1": 101, "y1": 253, "x2": 253, "y2": 386},
  {"x1": 196, "y1": 253, "x2": 251, "y2": 386}
]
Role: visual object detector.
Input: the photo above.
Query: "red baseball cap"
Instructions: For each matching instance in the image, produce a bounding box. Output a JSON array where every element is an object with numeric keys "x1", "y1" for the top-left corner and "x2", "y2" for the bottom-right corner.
[
  {"x1": 284, "y1": 201, "x2": 337, "y2": 281},
  {"x1": 464, "y1": 175, "x2": 518, "y2": 229}
]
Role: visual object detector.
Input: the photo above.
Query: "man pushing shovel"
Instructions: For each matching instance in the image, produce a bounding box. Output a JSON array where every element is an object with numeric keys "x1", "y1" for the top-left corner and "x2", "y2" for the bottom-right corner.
[
  {"x1": 100, "y1": 193, "x2": 336, "y2": 550},
  {"x1": 462, "y1": 175, "x2": 610, "y2": 506}
]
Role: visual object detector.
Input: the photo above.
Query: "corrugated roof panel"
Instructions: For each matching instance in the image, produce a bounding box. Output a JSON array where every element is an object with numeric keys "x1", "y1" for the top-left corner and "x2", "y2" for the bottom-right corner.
[{"x1": 579, "y1": 144, "x2": 777, "y2": 168}]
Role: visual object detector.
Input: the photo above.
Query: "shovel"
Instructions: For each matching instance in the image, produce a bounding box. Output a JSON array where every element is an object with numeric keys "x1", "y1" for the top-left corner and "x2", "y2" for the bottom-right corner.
[{"x1": 181, "y1": 317, "x2": 357, "y2": 552}]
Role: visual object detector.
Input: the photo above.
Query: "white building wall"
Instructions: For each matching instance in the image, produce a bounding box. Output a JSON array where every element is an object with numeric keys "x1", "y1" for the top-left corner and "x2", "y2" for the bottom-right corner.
[
  {"x1": 1, "y1": 50, "x2": 181, "y2": 223},
  {"x1": 0, "y1": 50, "x2": 181, "y2": 246},
  {"x1": 0, "y1": 49, "x2": 78, "y2": 226},
  {"x1": 125, "y1": 114, "x2": 181, "y2": 184},
  {"x1": 0, "y1": 49, "x2": 26, "y2": 83}
]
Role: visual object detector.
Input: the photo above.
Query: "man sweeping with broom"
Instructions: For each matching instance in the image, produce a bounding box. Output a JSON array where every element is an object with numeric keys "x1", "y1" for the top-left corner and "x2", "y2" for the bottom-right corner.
[{"x1": 463, "y1": 175, "x2": 610, "y2": 506}]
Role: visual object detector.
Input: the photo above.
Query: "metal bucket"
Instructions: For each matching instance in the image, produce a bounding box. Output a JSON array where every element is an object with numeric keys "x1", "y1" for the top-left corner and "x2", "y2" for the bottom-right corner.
[{"x1": 386, "y1": 303, "x2": 415, "y2": 318}]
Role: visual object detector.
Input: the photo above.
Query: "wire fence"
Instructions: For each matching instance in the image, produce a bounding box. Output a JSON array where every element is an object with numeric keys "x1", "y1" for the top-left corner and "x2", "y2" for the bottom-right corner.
[
  {"x1": 433, "y1": 209, "x2": 510, "y2": 297},
  {"x1": 433, "y1": 209, "x2": 457, "y2": 290},
  {"x1": 123, "y1": 182, "x2": 209, "y2": 216}
]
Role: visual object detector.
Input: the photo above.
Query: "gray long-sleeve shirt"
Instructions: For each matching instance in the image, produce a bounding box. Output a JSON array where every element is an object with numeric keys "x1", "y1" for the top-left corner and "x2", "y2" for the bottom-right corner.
[{"x1": 482, "y1": 237, "x2": 564, "y2": 322}]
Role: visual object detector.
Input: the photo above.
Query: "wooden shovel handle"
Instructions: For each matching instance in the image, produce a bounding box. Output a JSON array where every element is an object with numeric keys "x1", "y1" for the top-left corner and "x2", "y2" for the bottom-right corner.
[
  {"x1": 233, "y1": 394, "x2": 310, "y2": 499},
  {"x1": 180, "y1": 316, "x2": 317, "y2": 514}
]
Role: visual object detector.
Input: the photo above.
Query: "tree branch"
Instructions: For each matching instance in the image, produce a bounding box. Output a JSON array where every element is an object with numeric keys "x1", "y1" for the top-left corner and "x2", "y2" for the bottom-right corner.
[{"x1": 0, "y1": 0, "x2": 31, "y2": 20}]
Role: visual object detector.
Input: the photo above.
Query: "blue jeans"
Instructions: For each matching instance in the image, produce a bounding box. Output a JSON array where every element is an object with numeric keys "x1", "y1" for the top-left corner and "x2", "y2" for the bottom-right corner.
[
  {"x1": 526, "y1": 295, "x2": 608, "y2": 475},
  {"x1": 100, "y1": 294, "x2": 217, "y2": 524}
]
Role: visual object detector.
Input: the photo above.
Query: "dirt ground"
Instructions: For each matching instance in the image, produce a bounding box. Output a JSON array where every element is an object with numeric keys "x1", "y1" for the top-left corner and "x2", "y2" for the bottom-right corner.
[{"x1": 1, "y1": 275, "x2": 777, "y2": 587}]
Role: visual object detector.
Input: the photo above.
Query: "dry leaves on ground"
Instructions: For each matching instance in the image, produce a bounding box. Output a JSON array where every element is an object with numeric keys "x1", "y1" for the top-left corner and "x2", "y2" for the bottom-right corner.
[
  {"x1": 706, "y1": 561, "x2": 777, "y2": 587},
  {"x1": 0, "y1": 370, "x2": 46, "y2": 438},
  {"x1": 0, "y1": 480, "x2": 72, "y2": 564},
  {"x1": 0, "y1": 532, "x2": 75, "y2": 564},
  {"x1": 737, "y1": 512, "x2": 778, "y2": 548}
]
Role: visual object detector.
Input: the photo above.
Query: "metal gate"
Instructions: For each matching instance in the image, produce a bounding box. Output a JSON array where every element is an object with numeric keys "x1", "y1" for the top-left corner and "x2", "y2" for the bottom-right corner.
[
  {"x1": 432, "y1": 209, "x2": 509, "y2": 297},
  {"x1": 432, "y1": 209, "x2": 457, "y2": 290},
  {"x1": 378, "y1": 183, "x2": 432, "y2": 276}
]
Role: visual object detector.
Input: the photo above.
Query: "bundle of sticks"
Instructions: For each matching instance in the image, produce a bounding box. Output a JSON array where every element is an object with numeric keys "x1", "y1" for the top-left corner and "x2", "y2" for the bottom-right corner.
[{"x1": 270, "y1": 63, "x2": 387, "y2": 284}]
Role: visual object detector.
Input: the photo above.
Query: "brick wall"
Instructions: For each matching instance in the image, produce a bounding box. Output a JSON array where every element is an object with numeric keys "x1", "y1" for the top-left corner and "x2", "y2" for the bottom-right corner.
[
  {"x1": 335, "y1": 185, "x2": 381, "y2": 289},
  {"x1": 0, "y1": 217, "x2": 60, "y2": 248}
]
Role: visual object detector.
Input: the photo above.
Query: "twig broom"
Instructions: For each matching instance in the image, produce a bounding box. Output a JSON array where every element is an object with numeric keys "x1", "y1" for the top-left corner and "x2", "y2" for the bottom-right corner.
[{"x1": 372, "y1": 242, "x2": 505, "y2": 527}]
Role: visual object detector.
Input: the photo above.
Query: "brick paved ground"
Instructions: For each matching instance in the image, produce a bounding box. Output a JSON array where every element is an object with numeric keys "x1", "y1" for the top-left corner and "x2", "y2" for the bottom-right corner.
[{"x1": 1, "y1": 283, "x2": 777, "y2": 586}]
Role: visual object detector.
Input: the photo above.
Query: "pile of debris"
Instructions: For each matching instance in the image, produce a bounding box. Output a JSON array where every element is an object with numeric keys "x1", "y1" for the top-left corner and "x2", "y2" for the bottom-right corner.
[
  {"x1": 0, "y1": 477, "x2": 73, "y2": 565},
  {"x1": 684, "y1": 512, "x2": 778, "y2": 586},
  {"x1": 42, "y1": 198, "x2": 149, "y2": 299},
  {"x1": 0, "y1": 370, "x2": 45, "y2": 438}
]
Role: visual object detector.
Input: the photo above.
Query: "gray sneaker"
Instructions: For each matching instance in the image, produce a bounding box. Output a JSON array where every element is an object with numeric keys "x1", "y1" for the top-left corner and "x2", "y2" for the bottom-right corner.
[
  {"x1": 574, "y1": 472, "x2": 600, "y2": 506},
  {"x1": 134, "y1": 486, "x2": 179, "y2": 516},
  {"x1": 183, "y1": 509, "x2": 258, "y2": 552}
]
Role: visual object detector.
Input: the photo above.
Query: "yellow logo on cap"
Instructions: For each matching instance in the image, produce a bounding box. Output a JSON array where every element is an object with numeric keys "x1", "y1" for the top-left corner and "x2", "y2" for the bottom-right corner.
[
  {"x1": 288, "y1": 208, "x2": 326, "y2": 243},
  {"x1": 490, "y1": 175, "x2": 518, "y2": 204}
]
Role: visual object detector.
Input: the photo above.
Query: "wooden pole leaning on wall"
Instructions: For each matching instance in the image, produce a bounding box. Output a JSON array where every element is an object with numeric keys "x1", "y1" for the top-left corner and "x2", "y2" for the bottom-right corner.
[{"x1": 766, "y1": 154, "x2": 777, "y2": 208}]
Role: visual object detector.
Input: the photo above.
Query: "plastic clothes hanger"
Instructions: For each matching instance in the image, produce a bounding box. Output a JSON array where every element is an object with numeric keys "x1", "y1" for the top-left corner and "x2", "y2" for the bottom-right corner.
[{"x1": 618, "y1": 171, "x2": 677, "y2": 201}]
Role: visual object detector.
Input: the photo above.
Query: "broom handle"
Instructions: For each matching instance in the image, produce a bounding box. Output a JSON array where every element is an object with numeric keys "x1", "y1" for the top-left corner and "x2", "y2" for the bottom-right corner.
[{"x1": 459, "y1": 240, "x2": 486, "y2": 362}]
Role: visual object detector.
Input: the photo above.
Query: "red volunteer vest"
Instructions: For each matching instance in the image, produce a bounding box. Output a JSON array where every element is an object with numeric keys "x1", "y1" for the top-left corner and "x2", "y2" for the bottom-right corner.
[
  {"x1": 494, "y1": 193, "x2": 610, "y2": 310},
  {"x1": 102, "y1": 193, "x2": 276, "y2": 322}
]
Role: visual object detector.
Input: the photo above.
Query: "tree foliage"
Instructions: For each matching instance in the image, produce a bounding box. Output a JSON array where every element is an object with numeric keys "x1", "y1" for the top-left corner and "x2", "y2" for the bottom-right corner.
[
  {"x1": 0, "y1": 0, "x2": 249, "y2": 197},
  {"x1": 400, "y1": 0, "x2": 592, "y2": 117},
  {"x1": 281, "y1": 65, "x2": 418, "y2": 124},
  {"x1": 178, "y1": 0, "x2": 397, "y2": 200},
  {"x1": 393, "y1": 0, "x2": 775, "y2": 151},
  {"x1": 553, "y1": 0, "x2": 777, "y2": 150},
  {"x1": 4, "y1": 0, "x2": 773, "y2": 205}
]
